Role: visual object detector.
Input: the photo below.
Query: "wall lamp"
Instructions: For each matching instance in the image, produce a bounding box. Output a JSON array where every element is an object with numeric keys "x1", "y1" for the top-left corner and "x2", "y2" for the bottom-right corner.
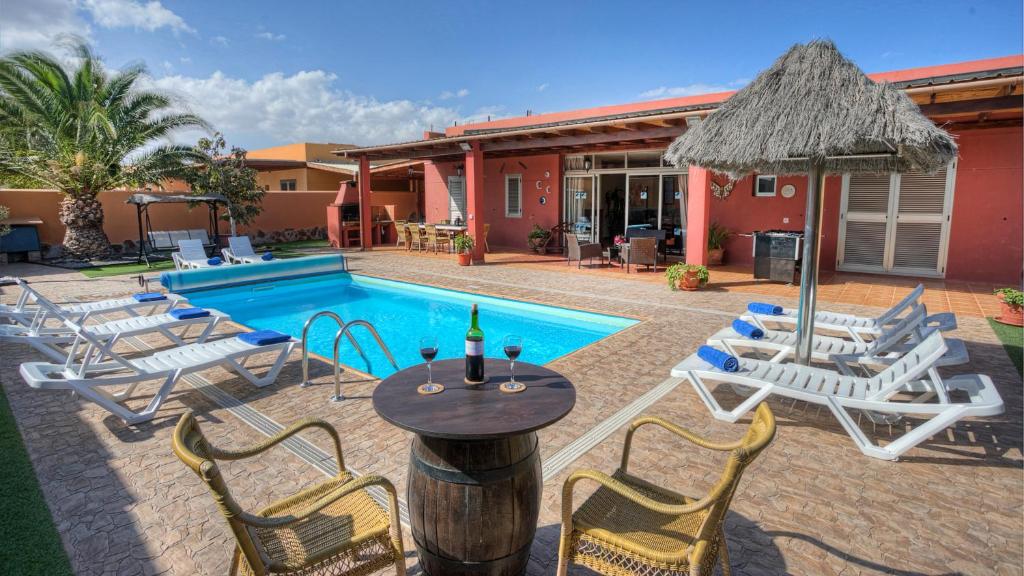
[
  {"x1": 458, "y1": 142, "x2": 473, "y2": 152},
  {"x1": 583, "y1": 158, "x2": 592, "y2": 171},
  {"x1": 456, "y1": 164, "x2": 464, "y2": 177}
]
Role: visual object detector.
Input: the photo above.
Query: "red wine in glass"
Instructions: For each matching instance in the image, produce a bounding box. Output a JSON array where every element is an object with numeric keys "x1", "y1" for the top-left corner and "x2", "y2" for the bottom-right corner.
[
  {"x1": 419, "y1": 336, "x2": 441, "y2": 393},
  {"x1": 502, "y1": 335, "x2": 524, "y2": 391}
]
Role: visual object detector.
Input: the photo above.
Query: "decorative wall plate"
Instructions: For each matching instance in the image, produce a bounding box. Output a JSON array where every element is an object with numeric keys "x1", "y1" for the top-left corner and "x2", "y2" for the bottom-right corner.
[
  {"x1": 539, "y1": 196, "x2": 547, "y2": 205},
  {"x1": 536, "y1": 180, "x2": 542, "y2": 189},
  {"x1": 781, "y1": 184, "x2": 796, "y2": 198},
  {"x1": 544, "y1": 170, "x2": 551, "y2": 178}
]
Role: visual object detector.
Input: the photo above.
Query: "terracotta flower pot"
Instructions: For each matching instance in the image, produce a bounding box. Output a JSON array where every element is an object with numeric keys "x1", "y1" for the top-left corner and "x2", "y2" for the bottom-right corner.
[
  {"x1": 457, "y1": 252, "x2": 473, "y2": 266},
  {"x1": 996, "y1": 293, "x2": 1024, "y2": 326},
  {"x1": 681, "y1": 270, "x2": 701, "y2": 291},
  {"x1": 708, "y1": 248, "x2": 725, "y2": 266}
]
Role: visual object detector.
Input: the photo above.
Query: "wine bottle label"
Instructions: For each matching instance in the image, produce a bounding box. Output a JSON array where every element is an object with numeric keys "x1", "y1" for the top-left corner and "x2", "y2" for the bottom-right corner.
[{"x1": 465, "y1": 340, "x2": 484, "y2": 356}]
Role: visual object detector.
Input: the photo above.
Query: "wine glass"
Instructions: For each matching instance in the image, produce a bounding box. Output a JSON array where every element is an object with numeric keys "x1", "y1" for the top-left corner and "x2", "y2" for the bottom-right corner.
[
  {"x1": 418, "y1": 336, "x2": 443, "y2": 394},
  {"x1": 502, "y1": 335, "x2": 524, "y2": 392}
]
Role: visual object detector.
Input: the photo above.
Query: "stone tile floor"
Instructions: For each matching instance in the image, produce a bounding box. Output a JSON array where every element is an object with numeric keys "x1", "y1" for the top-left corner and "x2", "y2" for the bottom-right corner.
[{"x1": 1, "y1": 251, "x2": 1021, "y2": 575}]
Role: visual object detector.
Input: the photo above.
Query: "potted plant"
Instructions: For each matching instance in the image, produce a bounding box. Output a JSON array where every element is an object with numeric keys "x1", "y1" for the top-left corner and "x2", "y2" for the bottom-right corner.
[
  {"x1": 994, "y1": 288, "x2": 1023, "y2": 326},
  {"x1": 707, "y1": 222, "x2": 732, "y2": 266},
  {"x1": 527, "y1": 224, "x2": 552, "y2": 253},
  {"x1": 666, "y1": 263, "x2": 709, "y2": 291},
  {"x1": 454, "y1": 234, "x2": 475, "y2": 266}
]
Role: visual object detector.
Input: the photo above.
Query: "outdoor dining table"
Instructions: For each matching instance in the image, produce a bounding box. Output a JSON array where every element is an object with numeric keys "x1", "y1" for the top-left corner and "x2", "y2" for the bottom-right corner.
[{"x1": 373, "y1": 358, "x2": 576, "y2": 576}]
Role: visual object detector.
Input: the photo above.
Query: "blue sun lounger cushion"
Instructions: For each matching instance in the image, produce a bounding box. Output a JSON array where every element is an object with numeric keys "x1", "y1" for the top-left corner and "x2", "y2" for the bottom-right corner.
[
  {"x1": 747, "y1": 302, "x2": 783, "y2": 315},
  {"x1": 132, "y1": 292, "x2": 167, "y2": 302},
  {"x1": 732, "y1": 319, "x2": 764, "y2": 340},
  {"x1": 207, "y1": 256, "x2": 223, "y2": 266},
  {"x1": 261, "y1": 252, "x2": 274, "y2": 261},
  {"x1": 697, "y1": 345, "x2": 739, "y2": 372},
  {"x1": 238, "y1": 329, "x2": 291, "y2": 346},
  {"x1": 169, "y1": 307, "x2": 210, "y2": 320}
]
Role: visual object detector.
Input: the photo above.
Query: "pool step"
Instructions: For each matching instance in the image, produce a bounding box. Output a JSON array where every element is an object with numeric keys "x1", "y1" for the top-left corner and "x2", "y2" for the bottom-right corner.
[{"x1": 300, "y1": 310, "x2": 399, "y2": 402}]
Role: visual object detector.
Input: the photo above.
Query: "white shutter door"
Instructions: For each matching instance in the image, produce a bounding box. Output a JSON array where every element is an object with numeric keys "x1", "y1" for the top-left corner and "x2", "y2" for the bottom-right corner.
[
  {"x1": 890, "y1": 166, "x2": 950, "y2": 274},
  {"x1": 448, "y1": 176, "x2": 465, "y2": 222},
  {"x1": 839, "y1": 173, "x2": 892, "y2": 271}
]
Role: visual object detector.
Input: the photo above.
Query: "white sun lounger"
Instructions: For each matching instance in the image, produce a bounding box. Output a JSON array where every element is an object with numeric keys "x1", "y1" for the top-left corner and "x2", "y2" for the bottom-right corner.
[
  {"x1": 173, "y1": 239, "x2": 224, "y2": 270},
  {"x1": 740, "y1": 284, "x2": 957, "y2": 343},
  {"x1": 712, "y1": 304, "x2": 969, "y2": 370},
  {"x1": 1, "y1": 277, "x2": 186, "y2": 326},
  {"x1": 20, "y1": 324, "x2": 296, "y2": 425},
  {"x1": 221, "y1": 236, "x2": 269, "y2": 264},
  {"x1": 671, "y1": 331, "x2": 1004, "y2": 460}
]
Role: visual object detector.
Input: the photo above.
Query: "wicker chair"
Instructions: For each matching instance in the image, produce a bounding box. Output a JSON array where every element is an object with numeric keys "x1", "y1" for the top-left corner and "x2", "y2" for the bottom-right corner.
[
  {"x1": 566, "y1": 233, "x2": 604, "y2": 268},
  {"x1": 172, "y1": 412, "x2": 405, "y2": 576},
  {"x1": 394, "y1": 220, "x2": 407, "y2": 247},
  {"x1": 557, "y1": 403, "x2": 776, "y2": 576},
  {"x1": 407, "y1": 223, "x2": 425, "y2": 251},
  {"x1": 483, "y1": 223, "x2": 490, "y2": 252},
  {"x1": 622, "y1": 237, "x2": 658, "y2": 273},
  {"x1": 424, "y1": 224, "x2": 450, "y2": 253}
]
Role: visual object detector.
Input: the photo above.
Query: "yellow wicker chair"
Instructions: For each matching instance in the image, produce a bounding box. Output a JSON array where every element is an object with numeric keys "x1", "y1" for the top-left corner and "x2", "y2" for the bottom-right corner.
[
  {"x1": 172, "y1": 412, "x2": 405, "y2": 576},
  {"x1": 557, "y1": 403, "x2": 776, "y2": 576},
  {"x1": 406, "y1": 223, "x2": 425, "y2": 251},
  {"x1": 394, "y1": 220, "x2": 407, "y2": 247},
  {"x1": 424, "y1": 224, "x2": 450, "y2": 253}
]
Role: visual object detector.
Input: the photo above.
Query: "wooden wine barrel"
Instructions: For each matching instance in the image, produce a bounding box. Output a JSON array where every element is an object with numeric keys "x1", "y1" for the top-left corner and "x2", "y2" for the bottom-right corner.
[{"x1": 408, "y1": 433, "x2": 542, "y2": 576}]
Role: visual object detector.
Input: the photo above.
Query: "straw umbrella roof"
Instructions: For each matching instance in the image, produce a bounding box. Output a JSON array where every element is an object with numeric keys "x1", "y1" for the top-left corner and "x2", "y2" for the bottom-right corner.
[{"x1": 664, "y1": 40, "x2": 958, "y2": 177}]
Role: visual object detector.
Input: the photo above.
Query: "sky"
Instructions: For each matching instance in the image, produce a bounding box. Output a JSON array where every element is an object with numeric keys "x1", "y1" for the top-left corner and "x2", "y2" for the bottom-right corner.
[{"x1": 1, "y1": 0, "x2": 1021, "y2": 151}]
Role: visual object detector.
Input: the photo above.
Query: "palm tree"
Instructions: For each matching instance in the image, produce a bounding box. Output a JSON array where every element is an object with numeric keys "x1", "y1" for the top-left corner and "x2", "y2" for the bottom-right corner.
[{"x1": 0, "y1": 41, "x2": 207, "y2": 258}]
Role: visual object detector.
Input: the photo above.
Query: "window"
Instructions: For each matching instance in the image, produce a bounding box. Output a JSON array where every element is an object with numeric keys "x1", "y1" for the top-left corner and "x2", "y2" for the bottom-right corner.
[
  {"x1": 754, "y1": 175, "x2": 776, "y2": 197},
  {"x1": 505, "y1": 174, "x2": 522, "y2": 218},
  {"x1": 447, "y1": 176, "x2": 466, "y2": 222},
  {"x1": 279, "y1": 179, "x2": 297, "y2": 191}
]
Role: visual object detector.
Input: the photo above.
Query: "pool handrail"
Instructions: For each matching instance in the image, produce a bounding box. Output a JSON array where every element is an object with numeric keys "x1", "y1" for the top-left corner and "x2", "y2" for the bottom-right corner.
[
  {"x1": 300, "y1": 311, "x2": 369, "y2": 388},
  {"x1": 329, "y1": 320, "x2": 399, "y2": 401}
]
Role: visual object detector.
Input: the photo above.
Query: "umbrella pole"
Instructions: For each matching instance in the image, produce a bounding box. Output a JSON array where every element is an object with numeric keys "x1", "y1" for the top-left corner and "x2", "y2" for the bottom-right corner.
[{"x1": 795, "y1": 164, "x2": 826, "y2": 365}]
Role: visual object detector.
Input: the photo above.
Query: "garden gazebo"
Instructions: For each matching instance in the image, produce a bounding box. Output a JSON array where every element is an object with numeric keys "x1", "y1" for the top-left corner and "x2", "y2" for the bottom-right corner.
[
  {"x1": 665, "y1": 40, "x2": 958, "y2": 364},
  {"x1": 126, "y1": 192, "x2": 234, "y2": 264}
]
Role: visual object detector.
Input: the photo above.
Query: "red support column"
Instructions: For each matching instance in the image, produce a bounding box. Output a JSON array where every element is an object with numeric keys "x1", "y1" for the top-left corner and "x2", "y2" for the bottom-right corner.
[
  {"x1": 685, "y1": 166, "x2": 712, "y2": 265},
  {"x1": 358, "y1": 155, "x2": 373, "y2": 250},
  {"x1": 465, "y1": 142, "x2": 486, "y2": 263}
]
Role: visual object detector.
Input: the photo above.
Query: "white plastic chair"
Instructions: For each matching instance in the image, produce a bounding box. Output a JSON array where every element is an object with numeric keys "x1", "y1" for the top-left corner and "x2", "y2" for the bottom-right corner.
[
  {"x1": 671, "y1": 331, "x2": 1004, "y2": 460},
  {"x1": 173, "y1": 239, "x2": 220, "y2": 270},
  {"x1": 221, "y1": 236, "x2": 268, "y2": 264}
]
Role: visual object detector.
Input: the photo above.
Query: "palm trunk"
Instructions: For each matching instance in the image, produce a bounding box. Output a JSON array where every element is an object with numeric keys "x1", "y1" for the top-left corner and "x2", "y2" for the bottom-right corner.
[{"x1": 59, "y1": 196, "x2": 112, "y2": 259}]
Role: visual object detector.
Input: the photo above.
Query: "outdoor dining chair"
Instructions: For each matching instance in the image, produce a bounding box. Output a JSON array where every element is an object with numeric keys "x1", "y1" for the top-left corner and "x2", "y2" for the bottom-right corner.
[
  {"x1": 424, "y1": 224, "x2": 450, "y2": 253},
  {"x1": 566, "y1": 233, "x2": 604, "y2": 268},
  {"x1": 557, "y1": 403, "x2": 776, "y2": 576},
  {"x1": 172, "y1": 413, "x2": 405, "y2": 576},
  {"x1": 406, "y1": 223, "x2": 426, "y2": 251},
  {"x1": 394, "y1": 220, "x2": 407, "y2": 247},
  {"x1": 622, "y1": 236, "x2": 658, "y2": 273}
]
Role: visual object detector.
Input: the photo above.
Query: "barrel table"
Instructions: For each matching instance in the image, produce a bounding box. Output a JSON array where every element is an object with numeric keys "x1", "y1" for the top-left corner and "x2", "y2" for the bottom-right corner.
[{"x1": 373, "y1": 358, "x2": 575, "y2": 576}]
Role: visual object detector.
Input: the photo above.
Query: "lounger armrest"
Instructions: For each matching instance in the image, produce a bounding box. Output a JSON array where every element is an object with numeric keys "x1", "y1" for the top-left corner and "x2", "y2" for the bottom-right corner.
[
  {"x1": 221, "y1": 248, "x2": 237, "y2": 263},
  {"x1": 924, "y1": 312, "x2": 957, "y2": 333},
  {"x1": 830, "y1": 354, "x2": 864, "y2": 377}
]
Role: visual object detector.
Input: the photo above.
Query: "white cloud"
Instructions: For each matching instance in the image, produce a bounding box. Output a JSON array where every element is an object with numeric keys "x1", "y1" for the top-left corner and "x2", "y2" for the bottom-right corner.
[
  {"x1": 439, "y1": 88, "x2": 469, "y2": 100},
  {"x1": 0, "y1": 0, "x2": 91, "y2": 53},
  {"x1": 146, "y1": 70, "x2": 498, "y2": 149},
  {"x1": 537, "y1": 83, "x2": 549, "y2": 92},
  {"x1": 211, "y1": 35, "x2": 229, "y2": 46},
  {"x1": 161, "y1": 59, "x2": 173, "y2": 71},
  {"x1": 255, "y1": 31, "x2": 286, "y2": 41},
  {"x1": 179, "y1": 56, "x2": 191, "y2": 64},
  {"x1": 81, "y1": 0, "x2": 195, "y2": 34},
  {"x1": 639, "y1": 78, "x2": 749, "y2": 99}
]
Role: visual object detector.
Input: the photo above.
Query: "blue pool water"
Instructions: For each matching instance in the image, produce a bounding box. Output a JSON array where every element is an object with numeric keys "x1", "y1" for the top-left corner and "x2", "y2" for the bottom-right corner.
[{"x1": 183, "y1": 272, "x2": 637, "y2": 377}]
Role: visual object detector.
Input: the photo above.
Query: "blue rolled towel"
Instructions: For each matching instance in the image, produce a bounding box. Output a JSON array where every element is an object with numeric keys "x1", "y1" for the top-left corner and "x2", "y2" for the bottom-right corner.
[
  {"x1": 697, "y1": 345, "x2": 739, "y2": 372},
  {"x1": 261, "y1": 252, "x2": 274, "y2": 261},
  {"x1": 748, "y1": 302, "x2": 783, "y2": 315},
  {"x1": 169, "y1": 307, "x2": 210, "y2": 320},
  {"x1": 207, "y1": 256, "x2": 222, "y2": 266},
  {"x1": 237, "y1": 329, "x2": 291, "y2": 346},
  {"x1": 132, "y1": 292, "x2": 166, "y2": 302},
  {"x1": 732, "y1": 319, "x2": 764, "y2": 340}
]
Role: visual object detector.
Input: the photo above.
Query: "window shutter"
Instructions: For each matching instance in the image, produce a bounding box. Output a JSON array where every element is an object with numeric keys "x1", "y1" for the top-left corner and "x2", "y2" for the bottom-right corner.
[
  {"x1": 891, "y1": 166, "x2": 949, "y2": 271},
  {"x1": 841, "y1": 173, "x2": 891, "y2": 269},
  {"x1": 843, "y1": 221, "x2": 888, "y2": 267},
  {"x1": 846, "y1": 173, "x2": 890, "y2": 212},
  {"x1": 448, "y1": 177, "x2": 465, "y2": 221},
  {"x1": 506, "y1": 175, "x2": 522, "y2": 217},
  {"x1": 897, "y1": 167, "x2": 947, "y2": 214}
]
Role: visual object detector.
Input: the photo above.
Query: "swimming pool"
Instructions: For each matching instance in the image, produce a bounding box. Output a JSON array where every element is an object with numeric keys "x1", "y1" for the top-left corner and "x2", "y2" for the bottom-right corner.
[{"x1": 183, "y1": 272, "x2": 637, "y2": 377}]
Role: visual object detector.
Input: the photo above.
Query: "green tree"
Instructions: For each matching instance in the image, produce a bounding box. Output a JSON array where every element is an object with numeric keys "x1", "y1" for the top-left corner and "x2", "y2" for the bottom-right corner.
[
  {"x1": 0, "y1": 41, "x2": 207, "y2": 258},
  {"x1": 183, "y1": 133, "x2": 264, "y2": 226}
]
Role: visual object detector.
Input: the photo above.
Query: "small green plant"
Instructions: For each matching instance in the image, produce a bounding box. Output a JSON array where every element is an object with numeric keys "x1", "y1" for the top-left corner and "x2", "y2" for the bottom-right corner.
[
  {"x1": 453, "y1": 234, "x2": 475, "y2": 254},
  {"x1": 995, "y1": 288, "x2": 1023, "y2": 307},
  {"x1": 666, "y1": 263, "x2": 709, "y2": 290},
  {"x1": 527, "y1": 224, "x2": 551, "y2": 251},
  {"x1": 707, "y1": 222, "x2": 732, "y2": 250}
]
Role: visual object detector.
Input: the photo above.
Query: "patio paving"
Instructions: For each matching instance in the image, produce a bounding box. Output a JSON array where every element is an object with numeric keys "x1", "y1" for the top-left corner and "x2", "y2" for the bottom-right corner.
[{"x1": 0, "y1": 251, "x2": 1021, "y2": 575}]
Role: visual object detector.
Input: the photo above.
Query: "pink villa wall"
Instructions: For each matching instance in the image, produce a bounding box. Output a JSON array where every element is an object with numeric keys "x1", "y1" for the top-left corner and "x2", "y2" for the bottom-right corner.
[{"x1": 424, "y1": 154, "x2": 562, "y2": 249}]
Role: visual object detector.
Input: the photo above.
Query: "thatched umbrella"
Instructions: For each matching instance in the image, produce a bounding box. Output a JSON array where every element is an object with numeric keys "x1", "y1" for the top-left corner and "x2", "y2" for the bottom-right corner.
[{"x1": 665, "y1": 40, "x2": 957, "y2": 364}]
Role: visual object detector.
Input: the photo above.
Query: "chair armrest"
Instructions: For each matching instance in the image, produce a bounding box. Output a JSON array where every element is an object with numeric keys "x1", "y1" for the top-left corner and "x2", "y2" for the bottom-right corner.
[
  {"x1": 621, "y1": 416, "x2": 744, "y2": 471},
  {"x1": 221, "y1": 248, "x2": 236, "y2": 263},
  {"x1": 206, "y1": 418, "x2": 347, "y2": 473},
  {"x1": 924, "y1": 312, "x2": 957, "y2": 333},
  {"x1": 241, "y1": 474, "x2": 399, "y2": 530},
  {"x1": 562, "y1": 469, "x2": 714, "y2": 521}
]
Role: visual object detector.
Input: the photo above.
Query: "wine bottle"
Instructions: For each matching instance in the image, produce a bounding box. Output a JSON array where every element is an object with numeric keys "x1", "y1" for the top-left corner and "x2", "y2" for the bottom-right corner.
[{"x1": 465, "y1": 304, "x2": 485, "y2": 382}]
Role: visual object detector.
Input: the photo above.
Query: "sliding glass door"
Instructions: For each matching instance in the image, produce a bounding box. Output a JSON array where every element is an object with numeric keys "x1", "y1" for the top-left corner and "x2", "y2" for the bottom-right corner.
[{"x1": 564, "y1": 176, "x2": 595, "y2": 241}]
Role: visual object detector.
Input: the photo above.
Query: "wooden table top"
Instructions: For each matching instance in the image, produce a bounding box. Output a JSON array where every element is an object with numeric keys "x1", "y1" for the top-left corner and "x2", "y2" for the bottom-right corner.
[{"x1": 373, "y1": 358, "x2": 575, "y2": 440}]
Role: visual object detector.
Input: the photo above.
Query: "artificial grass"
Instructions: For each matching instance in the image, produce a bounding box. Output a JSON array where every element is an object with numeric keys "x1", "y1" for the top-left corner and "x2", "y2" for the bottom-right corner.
[
  {"x1": 0, "y1": 384, "x2": 74, "y2": 575},
  {"x1": 988, "y1": 317, "x2": 1023, "y2": 375}
]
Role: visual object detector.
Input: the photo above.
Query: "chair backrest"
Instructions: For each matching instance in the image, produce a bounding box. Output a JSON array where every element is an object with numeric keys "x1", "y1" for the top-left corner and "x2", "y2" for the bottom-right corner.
[
  {"x1": 189, "y1": 229, "x2": 212, "y2": 245},
  {"x1": 177, "y1": 239, "x2": 208, "y2": 261},
  {"x1": 626, "y1": 228, "x2": 667, "y2": 241},
  {"x1": 228, "y1": 236, "x2": 256, "y2": 258},
  {"x1": 172, "y1": 413, "x2": 267, "y2": 573},
  {"x1": 878, "y1": 284, "x2": 924, "y2": 324},
  {"x1": 424, "y1": 224, "x2": 439, "y2": 242},
  {"x1": 871, "y1": 304, "x2": 928, "y2": 353},
  {"x1": 147, "y1": 231, "x2": 173, "y2": 250},
  {"x1": 867, "y1": 330, "x2": 948, "y2": 398},
  {"x1": 630, "y1": 237, "x2": 657, "y2": 264},
  {"x1": 565, "y1": 233, "x2": 582, "y2": 259},
  {"x1": 691, "y1": 403, "x2": 776, "y2": 564}
]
